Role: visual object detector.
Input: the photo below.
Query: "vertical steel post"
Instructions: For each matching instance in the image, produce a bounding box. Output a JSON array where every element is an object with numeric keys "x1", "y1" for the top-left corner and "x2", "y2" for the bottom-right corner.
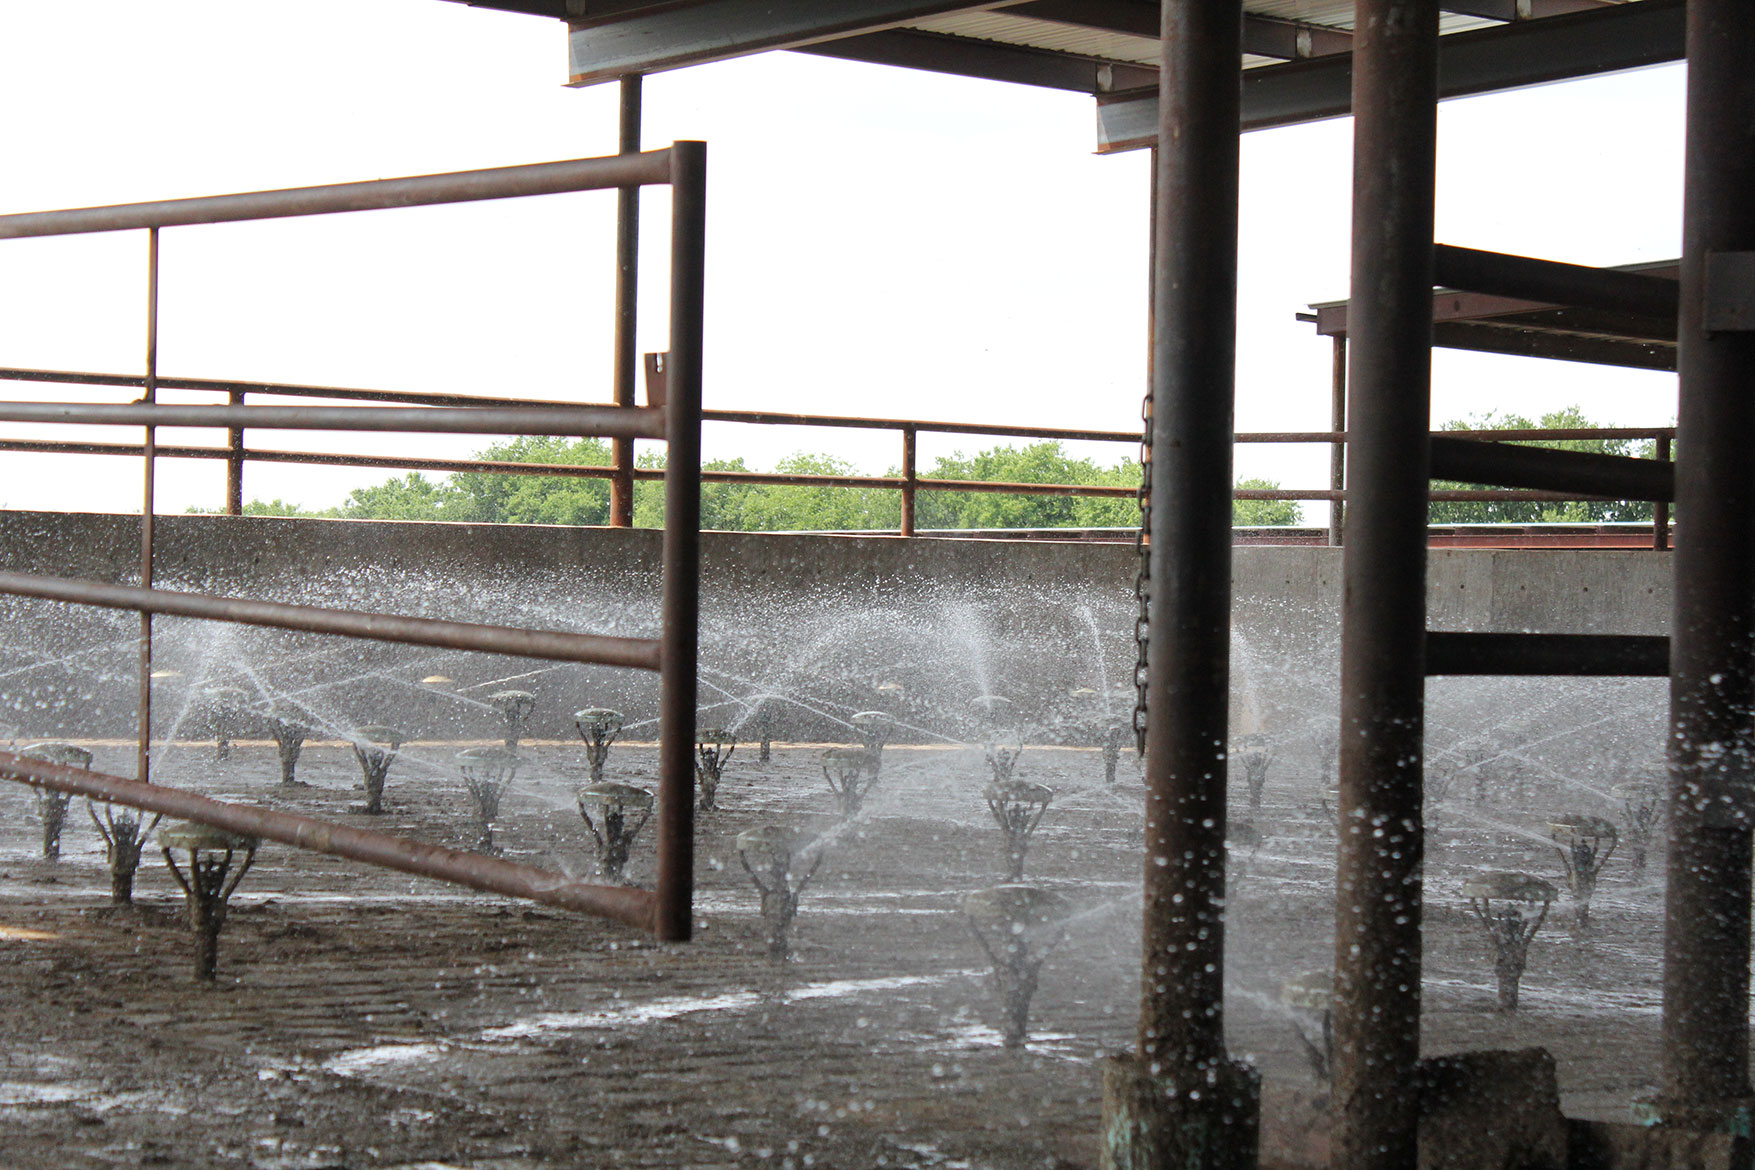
[
  {"x1": 1332, "y1": 4, "x2": 1438, "y2": 1169},
  {"x1": 1102, "y1": 3, "x2": 1257, "y2": 1166},
  {"x1": 138, "y1": 228, "x2": 160, "y2": 785},
  {"x1": 900, "y1": 425, "x2": 917, "y2": 536},
  {"x1": 610, "y1": 76, "x2": 643, "y2": 528},
  {"x1": 654, "y1": 141, "x2": 705, "y2": 943},
  {"x1": 1328, "y1": 335, "x2": 1347, "y2": 547},
  {"x1": 225, "y1": 388, "x2": 245, "y2": 516},
  {"x1": 1662, "y1": 0, "x2": 1755, "y2": 1114}
]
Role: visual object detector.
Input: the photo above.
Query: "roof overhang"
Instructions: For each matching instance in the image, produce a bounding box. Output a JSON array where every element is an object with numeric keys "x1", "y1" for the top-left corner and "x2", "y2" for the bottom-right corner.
[{"x1": 443, "y1": 1, "x2": 1683, "y2": 148}]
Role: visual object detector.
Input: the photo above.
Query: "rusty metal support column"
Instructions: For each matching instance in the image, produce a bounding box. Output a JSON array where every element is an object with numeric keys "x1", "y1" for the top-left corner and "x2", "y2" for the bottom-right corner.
[
  {"x1": 137, "y1": 227, "x2": 160, "y2": 785},
  {"x1": 1102, "y1": 2, "x2": 1257, "y2": 1166},
  {"x1": 654, "y1": 141, "x2": 704, "y2": 943},
  {"x1": 900, "y1": 425, "x2": 917, "y2": 536},
  {"x1": 225, "y1": 388, "x2": 245, "y2": 515},
  {"x1": 1331, "y1": 4, "x2": 1438, "y2": 1169},
  {"x1": 1661, "y1": 0, "x2": 1755, "y2": 1119},
  {"x1": 610, "y1": 75, "x2": 643, "y2": 528},
  {"x1": 1327, "y1": 335, "x2": 1346, "y2": 547}
]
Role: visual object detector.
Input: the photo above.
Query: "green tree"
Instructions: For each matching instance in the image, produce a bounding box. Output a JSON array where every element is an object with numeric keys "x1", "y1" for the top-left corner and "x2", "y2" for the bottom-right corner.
[
  {"x1": 915, "y1": 441, "x2": 1139, "y2": 530},
  {"x1": 446, "y1": 435, "x2": 613, "y2": 526},
  {"x1": 235, "y1": 498, "x2": 337, "y2": 518},
  {"x1": 1233, "y1": 477, "x2": 1303, "y2": 527},
  {"x1": 227, "y1": 437, "x2": 1302, "y2": 531},
  {"x1": 1428, "y1": 406, "x2": 1656, "y2": 524}
]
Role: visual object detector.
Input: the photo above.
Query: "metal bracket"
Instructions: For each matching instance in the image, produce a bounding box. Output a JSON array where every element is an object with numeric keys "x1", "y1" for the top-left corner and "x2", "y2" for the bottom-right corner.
[{"x1": 1703, "y1": 251, "x2": 1755, "y2": 332}]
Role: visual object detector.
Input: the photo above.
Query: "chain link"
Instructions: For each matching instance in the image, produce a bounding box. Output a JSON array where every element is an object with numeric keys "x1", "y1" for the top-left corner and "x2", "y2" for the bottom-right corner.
[{"x1": 1132, "y1": 386, "x2": 1152, "y2": 756}]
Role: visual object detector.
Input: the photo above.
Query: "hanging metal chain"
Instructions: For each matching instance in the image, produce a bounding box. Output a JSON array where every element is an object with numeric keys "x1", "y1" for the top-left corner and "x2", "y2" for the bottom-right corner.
[{"x1": 1132, "y1": 386, "x2": 1152, "y2": 756}]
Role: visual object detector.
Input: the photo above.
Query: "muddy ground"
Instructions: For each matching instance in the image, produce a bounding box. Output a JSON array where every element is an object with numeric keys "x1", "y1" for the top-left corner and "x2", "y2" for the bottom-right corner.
[{"x1": 0, "y1": 737, "x2": 1666, "y2": 1168}]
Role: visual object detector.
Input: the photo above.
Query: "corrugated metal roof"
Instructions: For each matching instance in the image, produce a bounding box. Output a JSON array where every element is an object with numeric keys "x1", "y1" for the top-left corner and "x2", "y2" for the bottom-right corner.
[
  {"x1": 906, "y1": 13, "x2": 1158, "y2": 67},
  {"x1": 904, "y1": 5, "x2": 1511, "y2": 75}
]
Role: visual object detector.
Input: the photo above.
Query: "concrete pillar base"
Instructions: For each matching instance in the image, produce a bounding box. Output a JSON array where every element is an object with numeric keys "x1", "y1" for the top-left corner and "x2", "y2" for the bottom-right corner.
[
  {"x1": 1417, "y1": 1048, "x2": 1567, "y2": 1170},
  {"x1": 1100, "y1": 1051, "x2": 1261, "y2": 1170},
  {"x1": 1580, "y1": 1097, "x2": 1755, "y2": 1170}
]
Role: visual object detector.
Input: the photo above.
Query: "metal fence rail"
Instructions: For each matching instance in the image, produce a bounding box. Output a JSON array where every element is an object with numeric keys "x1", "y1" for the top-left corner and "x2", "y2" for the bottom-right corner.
[
  {"x1": 0, "y1": 146, "x2": 706, "y2": 941},
  {"x1": 0, "y1": 360, "x2": 1677, "y2": 540}
]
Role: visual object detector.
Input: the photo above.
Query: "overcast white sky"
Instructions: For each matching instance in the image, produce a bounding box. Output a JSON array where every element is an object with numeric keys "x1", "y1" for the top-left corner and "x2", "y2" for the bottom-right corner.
[{"x1": 0, "y1": 2, "x2": 1683, "y2": 519}]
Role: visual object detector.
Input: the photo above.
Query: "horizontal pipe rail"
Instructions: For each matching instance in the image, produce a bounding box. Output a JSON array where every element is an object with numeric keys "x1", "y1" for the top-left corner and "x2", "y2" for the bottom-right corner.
[
  {"x1": 1433, "y1": 244, "x2": 1680, "y2": 320},
  {"x1": 0, "y1": 572, "x2": 662, "y2": 670},
  {"x1": 0, "y1": 437, "x2": 1653, "y2": 507},
  {"x1": 0, "y1": 401, "x2": 665, "y2": 440},
  {"x1": 0, "y1": 152, "x2": 676, "y2": 240},
  {"x1": 1426, "y1": 631, "x2": 1671, "y2": 676},
  {"x1": 0, "y1": 752, "x2": 658, "y2": 929},
  {"x1": 1430, "y1": 435, "x2": 1675, "y2": 502}
]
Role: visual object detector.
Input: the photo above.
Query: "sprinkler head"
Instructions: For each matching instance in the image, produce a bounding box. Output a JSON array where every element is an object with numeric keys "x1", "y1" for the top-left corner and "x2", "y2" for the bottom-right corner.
[
  {"x1": 736, "y1": 824, "x2": 815, "y2": 874},
  {"x1": 693, "y1": 727, "x2": 737, "y2": 812},
  {"x1": 1463, "y1": 870, "x2": 1557, "y2": 1011},
  {"x1": 159, "y1": 822, "x2": 259, "y2": 982},
  {"x1": 849, "y1": 710, "x2": 894, "y2": 771},
  {"x1": 962, "y1": 884, "x2": 1073, "y2": 1048},
  {"x1": 18, "y1": 742, "x2": 91, "y2": 860},
  {"x1": 1281, "y1": 969, "x2": 1333, "y2": 1014},
  {"x1": 1281, "y1": 969, "x2": 1334, "y2": 1083},
  {"x1": 579, "y1": 781, "x2": 654, "y2": 818},
  {"x1": 849, "y1": 710, "x2": 893, "y2": 737},
  {"x1": 984, "y1": 780, "x2": 1054, "y2": 881},
  {"x1": 821, "y1": 746, "x2": 878, "y2": 817},
  {"x1": 457, "y1": 744, "x2": 521, "y2": 779},
  {"x1": 970, "y1": 694, "x2": 1014, "y2": 723},
  {"x1": 577, "y1": 782, "x2": 654, "y2": 884},
  {"x1": 983, "y1": 726, "x2": 1026, "y2": 783},
  {"x1": 353, "y1": 724, "x2": 406, "y2": 751},
  {"x1": 963, "y1": 883, "x2": 1072, "y2": 942},
  {"x1": 455, "y1": 747, "x2": 522, "y2": 847},
  {"x1": 736, "y1": 825, "x2": 822, "y2": 958},
  {"x1": 18, "y1": 741, "x2": 93, "y2": 770},
  {"x1": 1547, "y1": 813, "x2": 1618, "y2": 852},
  {"x1": 489, "y1": 690, "x2": 536, "y2": 716},
  {"x1": 1547, "y1": 812, "x2": 1618, "y2": 928},
  {"x1": 1463, "y1": 870, "x2": 1558, "y2": 913},
  {"x1": 575, "y1": 708, "x2": 626, "y2": 739}
]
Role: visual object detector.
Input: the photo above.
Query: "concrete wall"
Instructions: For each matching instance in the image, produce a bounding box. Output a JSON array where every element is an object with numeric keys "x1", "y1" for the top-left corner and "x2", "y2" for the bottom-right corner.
[{"x1": 0, "y1": 510, "x2": 1673, "y2": 744}]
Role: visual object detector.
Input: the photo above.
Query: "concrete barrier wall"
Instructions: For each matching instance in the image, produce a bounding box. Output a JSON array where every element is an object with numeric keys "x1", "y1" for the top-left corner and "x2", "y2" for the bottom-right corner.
[{"x1": 0, "y1": 511, "x2": 1673, "y2": 745}]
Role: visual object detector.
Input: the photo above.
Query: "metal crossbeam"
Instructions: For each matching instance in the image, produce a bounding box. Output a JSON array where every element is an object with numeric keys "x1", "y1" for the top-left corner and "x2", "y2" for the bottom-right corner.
[
  {"x1": 1426, "y1": 632, "x2": 1670, "y2": 676},
  {"x1": 1097, "y1": 0, "x2": 1684, "y2": 151},
  {"x1": 1429, "y1": 435, "x2": 1674, "y2": 501},
  {"x1": 567, "y1": 0, "x2": 1025, "y2": 86}
]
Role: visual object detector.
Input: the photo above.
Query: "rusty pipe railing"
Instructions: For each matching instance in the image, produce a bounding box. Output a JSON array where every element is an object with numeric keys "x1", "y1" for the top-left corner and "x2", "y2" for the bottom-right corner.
[
  {"x1": 0, "y1": 571, "x2": 663, "y2": 669},
  {"x1": 0, "y1": 145, "x2": 706, "y2": 941},
  {"x1": 0, "y1": 751, "x2": 658, "y2": 930},
  {"x1": 0, "y1": 152, "x2": 675, "y2": 240},
  {"x1": 0, "y1": 401, "x2": 665, "y2": 439},
  {"x1": 0, "y1": 365, "x2": 1678, "y2": 519}
]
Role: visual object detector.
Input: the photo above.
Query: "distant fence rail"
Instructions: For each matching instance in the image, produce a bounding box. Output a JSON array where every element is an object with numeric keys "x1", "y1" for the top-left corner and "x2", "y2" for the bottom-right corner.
[{"x1": 0, "y1": 362, "x2": 1676, "y2": 548}]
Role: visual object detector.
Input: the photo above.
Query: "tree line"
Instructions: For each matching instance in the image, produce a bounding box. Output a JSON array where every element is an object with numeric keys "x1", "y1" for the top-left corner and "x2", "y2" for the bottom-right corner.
[
  {"x1": 226, "y1": 437, "x2": 1302, "y2": 530},
  {"x1": 215, "y1": 406, "x2": 1659, "y2": 531}
]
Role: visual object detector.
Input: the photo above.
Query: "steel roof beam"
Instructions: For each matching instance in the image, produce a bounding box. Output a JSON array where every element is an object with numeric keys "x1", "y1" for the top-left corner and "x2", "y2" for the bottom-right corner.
[
  {"x1": 1441, "y1": 1, "x2": 1624, "y2": 20},
  {"x1": 567, "y1": 0, "x2": 1023, "y2": 86},
  {"x1": 1096, "y1": 0, "x2": 1684, "y2": 152},
  {"x1": 1014, "y1": 0, "x2": 1350, "y2": 62},
  {"x1": 798, "y1": 28, "x2": 1155, "y2": 93}
]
